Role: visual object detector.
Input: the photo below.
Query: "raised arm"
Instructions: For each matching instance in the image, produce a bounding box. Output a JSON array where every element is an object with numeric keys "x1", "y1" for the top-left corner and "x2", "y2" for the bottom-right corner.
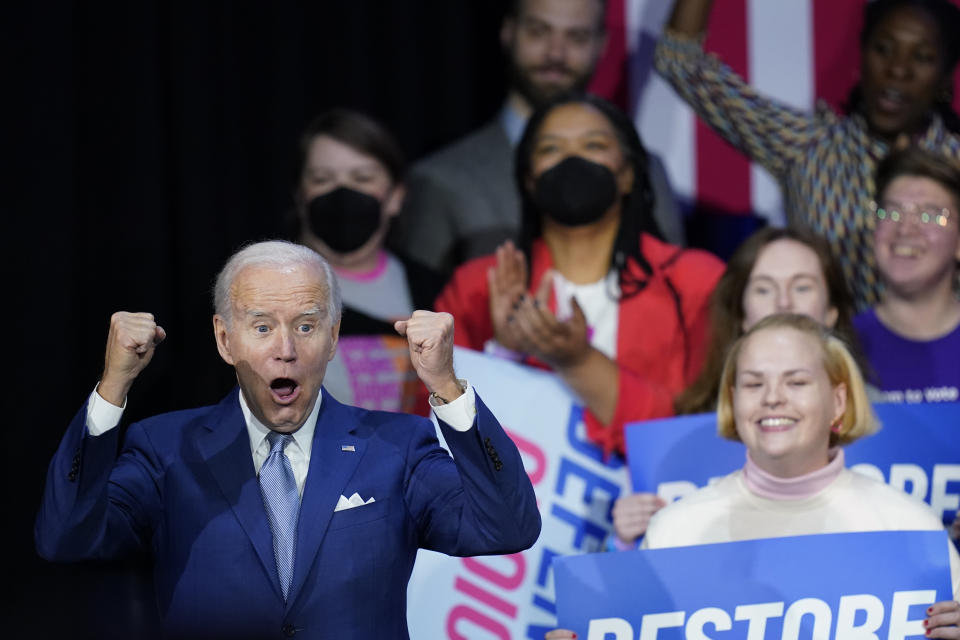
[
  {"x1": 395, "y1": 310, "x2": 541, "y2": 554},
  {"x1": 667, "y1": 0, "x2": 714, "y2": 36},
  {"x1": 655, "y1": 0, "x2": 819, "y2": 178},
  {"x1": 36, "y1": 312, "x2": 166, "y2": 561}
]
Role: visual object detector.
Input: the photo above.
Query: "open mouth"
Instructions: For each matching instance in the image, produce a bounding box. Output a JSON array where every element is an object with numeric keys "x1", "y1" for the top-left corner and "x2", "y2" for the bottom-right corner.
[
  {"x1": 891, "y1": 243, "x2": 922, "y2": 258},
  {"x1": 877, "y1": 89, "x2": 907, "y2": 113},
  {"x1": 270, "y1": 378, "x2": 301, "y2": 404}
]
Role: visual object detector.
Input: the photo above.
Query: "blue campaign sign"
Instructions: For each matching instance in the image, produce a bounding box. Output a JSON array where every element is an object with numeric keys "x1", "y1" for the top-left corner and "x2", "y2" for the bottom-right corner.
[
  {"x1": 624, "y1": 403, "x2": 960, "y2": 524},
  {"x1": 555, "y1": 530, "x2": 954, "y2": 640}
]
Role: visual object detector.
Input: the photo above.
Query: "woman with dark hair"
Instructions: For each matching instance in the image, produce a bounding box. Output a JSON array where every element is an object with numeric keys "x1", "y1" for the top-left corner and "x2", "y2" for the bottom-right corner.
[
  {"x1": 675, "y1": 227, "x2": 859, "y2": 415},
  {"x1": 435, "y1": 93, "x2": 725, "y2": 456},
  {"x1": 290, "y1": 109, "x2": 444, "y2": 413},
  {"x1": 856, "y1": 146, "x2": 960, "y2": 402},
  {"x1": 656, "y1": 0, "x2": 960, "y2": 310}
]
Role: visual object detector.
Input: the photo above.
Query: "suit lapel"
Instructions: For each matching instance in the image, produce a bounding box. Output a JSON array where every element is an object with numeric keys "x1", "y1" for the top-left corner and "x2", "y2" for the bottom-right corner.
[
  {"x1": 286, "y1": 390, "x2": 366, "y2": 607},
  {"x1": 197, "y1": 389, "x2": 283, "y2": 601}
]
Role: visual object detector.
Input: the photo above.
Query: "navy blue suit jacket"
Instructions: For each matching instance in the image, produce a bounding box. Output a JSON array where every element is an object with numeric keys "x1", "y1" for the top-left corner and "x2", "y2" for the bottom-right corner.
[{"x1": 36, "y1": 388, "x2": 540, "y2": 638}]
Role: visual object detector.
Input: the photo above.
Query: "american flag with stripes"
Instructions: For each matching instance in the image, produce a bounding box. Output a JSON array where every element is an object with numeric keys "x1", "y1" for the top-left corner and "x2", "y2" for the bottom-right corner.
[{"x1": 587, "y1": 0, "x2": 960, "y2": 227}]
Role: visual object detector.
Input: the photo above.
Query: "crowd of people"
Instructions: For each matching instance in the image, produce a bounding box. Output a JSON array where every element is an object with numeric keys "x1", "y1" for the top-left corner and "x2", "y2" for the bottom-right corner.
[{"x1": 36, "y1": 0, "x2": 960, "y2": 636}]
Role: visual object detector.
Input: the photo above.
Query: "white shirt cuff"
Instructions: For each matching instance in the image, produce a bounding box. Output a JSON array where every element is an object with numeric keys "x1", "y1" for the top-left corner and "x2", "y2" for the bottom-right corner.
[
  {"x1": 86, "y1": 384, "x2": 126, "y2": 436},
  {"x1": 431, "y1": 381, "x2": 477, "y2": 432}
]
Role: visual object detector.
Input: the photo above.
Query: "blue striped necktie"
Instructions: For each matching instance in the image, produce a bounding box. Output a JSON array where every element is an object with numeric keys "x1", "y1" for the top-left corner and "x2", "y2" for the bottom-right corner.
[{"x1": 259, "y1": 432, "x2": 300, "y2": 600}]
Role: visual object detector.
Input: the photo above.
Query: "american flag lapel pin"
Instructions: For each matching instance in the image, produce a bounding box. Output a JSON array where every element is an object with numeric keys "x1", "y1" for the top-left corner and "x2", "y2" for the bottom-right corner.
[{"x1": 341, "y1": 445, "x2": 356, "y2": 452}]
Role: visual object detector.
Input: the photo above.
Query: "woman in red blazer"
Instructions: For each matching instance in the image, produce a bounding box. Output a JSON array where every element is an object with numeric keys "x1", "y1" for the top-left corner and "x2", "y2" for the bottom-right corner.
[{"x1": 435, "y1": 94, "x2": 724, "y2": 457}]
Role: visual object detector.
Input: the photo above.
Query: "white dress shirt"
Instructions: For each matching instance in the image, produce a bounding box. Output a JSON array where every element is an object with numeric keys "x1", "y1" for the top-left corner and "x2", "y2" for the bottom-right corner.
[{"x1": 85, "y1": 381, "x2": 479, "y2": 496}]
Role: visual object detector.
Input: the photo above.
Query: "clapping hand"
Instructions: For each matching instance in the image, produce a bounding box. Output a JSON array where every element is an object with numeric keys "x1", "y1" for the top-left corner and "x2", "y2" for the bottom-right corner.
[
  {"x1": 488, "y1": 241, "x2": 529, "y2": 353},
  {"x1": 508, "y1": 272, "x2": 591, "y2": 369}
]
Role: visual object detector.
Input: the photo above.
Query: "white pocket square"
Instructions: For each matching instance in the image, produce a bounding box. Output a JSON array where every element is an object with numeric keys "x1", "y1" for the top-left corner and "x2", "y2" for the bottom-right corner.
[{"x1": 334, "y1": 492, "x2": 376, "y2": 512}]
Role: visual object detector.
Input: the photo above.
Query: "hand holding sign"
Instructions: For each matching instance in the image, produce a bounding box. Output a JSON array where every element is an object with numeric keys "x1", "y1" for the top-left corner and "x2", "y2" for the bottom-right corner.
[
  {"x1": 926, "y1": 600, "x2": 960, "y2": 638},
  {"x1": 612, "y1": 492, "x2": 666, "y2": 546}
]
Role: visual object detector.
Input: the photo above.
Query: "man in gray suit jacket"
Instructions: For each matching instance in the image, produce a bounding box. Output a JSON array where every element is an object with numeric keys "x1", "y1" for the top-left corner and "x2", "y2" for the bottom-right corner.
[{"x1": 391, "y1": 0, "x2": 684, "y2": 276}]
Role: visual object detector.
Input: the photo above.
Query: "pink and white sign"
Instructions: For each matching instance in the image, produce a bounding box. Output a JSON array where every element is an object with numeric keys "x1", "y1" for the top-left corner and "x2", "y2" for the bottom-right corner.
[{"x1": 406, "y1": 347, "x2": 631, "y2": 639}]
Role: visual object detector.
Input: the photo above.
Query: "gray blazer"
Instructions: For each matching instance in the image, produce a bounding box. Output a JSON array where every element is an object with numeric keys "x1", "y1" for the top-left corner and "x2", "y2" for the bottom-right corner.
[{"x1": 390, "y1": 118, "x2": 686, "y2": 275}]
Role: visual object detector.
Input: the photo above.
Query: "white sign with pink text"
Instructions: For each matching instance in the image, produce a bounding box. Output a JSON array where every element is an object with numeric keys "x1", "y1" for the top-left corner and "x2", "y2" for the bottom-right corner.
[{"x1": 406, "y1": 346, "x2": 631, "y2": 639}]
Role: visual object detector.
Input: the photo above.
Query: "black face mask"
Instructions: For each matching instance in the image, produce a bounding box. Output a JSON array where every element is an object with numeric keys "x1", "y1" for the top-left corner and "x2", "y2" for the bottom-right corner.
[
  {"x1": 306, "y1": 187, "x2": 382, "y2": 254},
  {"x1": 532, "y1": 156, "x2": 619, "y2": 227}
]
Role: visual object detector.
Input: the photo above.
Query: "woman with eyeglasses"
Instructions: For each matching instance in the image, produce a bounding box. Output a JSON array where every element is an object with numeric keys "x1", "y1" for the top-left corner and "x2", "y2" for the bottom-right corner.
[{"x1": 855, "y1": 146, "x2": 960, "y2": 403}]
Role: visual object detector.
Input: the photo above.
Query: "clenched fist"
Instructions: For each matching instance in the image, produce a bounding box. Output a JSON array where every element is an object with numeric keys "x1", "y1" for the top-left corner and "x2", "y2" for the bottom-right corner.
[
  {"x1": 394, "y1": 310, "x2": 462, "y2": 402},
  {"x1": 98, "y1": 311, "x2": 166, "y2": 406}
]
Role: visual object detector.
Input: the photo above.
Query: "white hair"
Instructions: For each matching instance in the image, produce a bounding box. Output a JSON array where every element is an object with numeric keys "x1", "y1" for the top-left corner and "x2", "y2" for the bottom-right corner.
[{"x1": 213, "y1": 240, "x2": 342, "y2": 327}]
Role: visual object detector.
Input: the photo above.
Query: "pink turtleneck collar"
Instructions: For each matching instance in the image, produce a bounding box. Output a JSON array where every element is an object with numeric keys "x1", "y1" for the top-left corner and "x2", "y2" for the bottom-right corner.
[{"x1": 743, "y1": 448, "x2": 845, "y2": 500}]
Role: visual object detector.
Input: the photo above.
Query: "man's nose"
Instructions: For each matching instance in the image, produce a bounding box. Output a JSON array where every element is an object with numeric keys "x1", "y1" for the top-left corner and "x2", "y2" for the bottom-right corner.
[
  {"x1": 275, "y1": 328, "x2": 297, "y2": 362},
  {"x1": 545, "y1": 34, "x2": 567, "y2": 62}
]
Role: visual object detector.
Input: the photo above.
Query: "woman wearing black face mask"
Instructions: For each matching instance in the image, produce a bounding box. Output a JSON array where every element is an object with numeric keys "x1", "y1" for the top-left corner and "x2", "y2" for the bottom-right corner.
[
  {"x1": 435, "y1": 94, "x2": 726, "y2": 457},
  {"x1": 289, "y1": 109, "x2": 444, "y2": 414}
]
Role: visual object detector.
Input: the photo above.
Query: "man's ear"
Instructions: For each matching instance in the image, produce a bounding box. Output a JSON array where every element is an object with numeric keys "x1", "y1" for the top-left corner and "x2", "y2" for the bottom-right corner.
[
  {"x1": 328, "y1": 319, "x2": 341, "y2": 362},
  {"x1": 213, "y1": 315, "x2": 235, "y2": 366}
]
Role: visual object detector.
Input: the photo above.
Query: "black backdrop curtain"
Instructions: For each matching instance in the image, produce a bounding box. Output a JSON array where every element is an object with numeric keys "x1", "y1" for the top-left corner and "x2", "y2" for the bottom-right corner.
[{"x1": 7, "y1": 2, "x2": 507, "y2": 635}]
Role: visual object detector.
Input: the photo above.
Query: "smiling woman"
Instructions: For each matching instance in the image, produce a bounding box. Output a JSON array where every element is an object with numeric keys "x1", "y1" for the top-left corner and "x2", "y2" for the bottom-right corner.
[
  {"x1": 546, "y1": 313, "x2": 960, "y2": 640},
  {"x1": 854, "y1": 146, "x2": 960, "y2": 403},
  {"x1": 655, "y1": 0, "x2": 960, "y2": 310},
  {"x1": 613, "y1": 227, "x2": 860, "y2": 549}
]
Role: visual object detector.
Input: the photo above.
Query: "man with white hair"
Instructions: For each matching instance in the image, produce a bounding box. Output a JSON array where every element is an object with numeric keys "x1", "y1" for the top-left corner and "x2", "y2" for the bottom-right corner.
[{"x1": 36, "y1": 240, "x2": 540, "y2": 639}]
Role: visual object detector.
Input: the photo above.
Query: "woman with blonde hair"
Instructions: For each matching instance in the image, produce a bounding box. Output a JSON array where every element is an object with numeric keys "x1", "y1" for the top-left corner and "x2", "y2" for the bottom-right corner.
[
  {"x1": 614, "y1": 228, "x2": 861, "y2": 545},
  {"x1": 548, "y1": 313, "x2": 959, "y2": 640}
]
